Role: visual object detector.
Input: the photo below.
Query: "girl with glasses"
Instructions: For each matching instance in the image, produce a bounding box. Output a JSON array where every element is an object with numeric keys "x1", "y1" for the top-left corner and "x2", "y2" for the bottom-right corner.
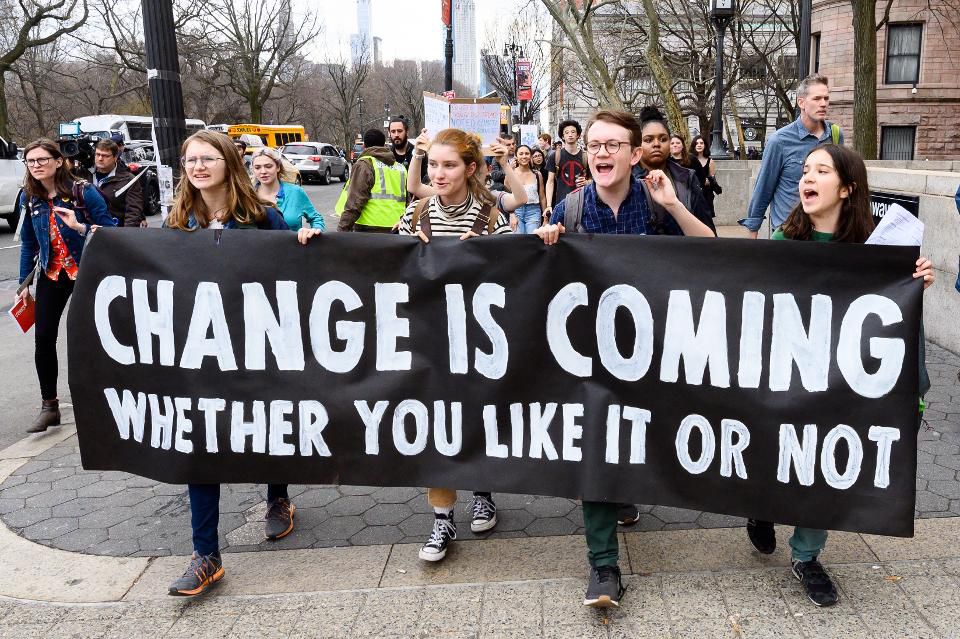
[
  {"x1": 16, "y1": 138, "x2": 117, "y2": 434},
  {"x1": 163, "y1": 131, "x2": 295, "y2": 598}
]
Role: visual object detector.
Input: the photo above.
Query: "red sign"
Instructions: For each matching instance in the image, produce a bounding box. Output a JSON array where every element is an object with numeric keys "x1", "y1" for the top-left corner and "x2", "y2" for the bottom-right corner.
[
  {"x1": 443, "y1": 90, "x2": 456, "y2": 99},
  {"x1": 442, "y1": 0, "x2": 451, "y2": 26},
  {"x1": 516, "y1": 59, "x2": 532, "y2": 102}
]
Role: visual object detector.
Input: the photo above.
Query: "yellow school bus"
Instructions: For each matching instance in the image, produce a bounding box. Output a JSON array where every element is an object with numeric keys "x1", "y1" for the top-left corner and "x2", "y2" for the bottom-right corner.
[{"x1": 227, "y1": 124, "x2": 308, "y2": 149}]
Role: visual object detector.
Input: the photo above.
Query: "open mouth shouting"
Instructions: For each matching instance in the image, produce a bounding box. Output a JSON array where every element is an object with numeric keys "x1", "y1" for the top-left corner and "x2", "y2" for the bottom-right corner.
[
  {"x1": 594, "y1": 161, "x2": 615, "y2": 177},
  {"x1": 801, "y1": 187, "x2": 819, "y2": 204}
]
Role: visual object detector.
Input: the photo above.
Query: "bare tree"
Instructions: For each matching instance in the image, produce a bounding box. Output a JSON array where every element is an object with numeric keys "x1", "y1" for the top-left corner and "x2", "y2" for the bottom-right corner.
[
  {"x1": 480, "y1": 5, "x2": 551, "y2": 125},
  {"x1": 323, "y1": 45, "x2": 371, "y2": 150},
  {"x1": 0, "y1": 0, "x2": 88, "y2": 138},
  {"x1": 203, "y1": 0, "x2": 322, "y2": 123}
]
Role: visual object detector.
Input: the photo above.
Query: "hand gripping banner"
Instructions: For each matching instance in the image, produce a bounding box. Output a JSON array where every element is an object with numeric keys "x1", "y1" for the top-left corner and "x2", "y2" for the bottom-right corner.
[{"x1": 68, "y1": 229, "x2": 922, "y2": 536}]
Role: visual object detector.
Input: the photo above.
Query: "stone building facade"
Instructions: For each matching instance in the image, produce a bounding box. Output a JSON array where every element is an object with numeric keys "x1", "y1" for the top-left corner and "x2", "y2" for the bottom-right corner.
[{"x1": 811, "y1": 0, "x2": 960, "y2": 160}]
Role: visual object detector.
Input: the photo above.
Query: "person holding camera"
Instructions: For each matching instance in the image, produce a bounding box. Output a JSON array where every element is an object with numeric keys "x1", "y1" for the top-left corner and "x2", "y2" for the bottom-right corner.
[
  {"x1": 16, "y1": 138, "x2": 117, "y2": 434},
  {"x1": 91, "y1": 139, "x2": 145, "y2": 227}
]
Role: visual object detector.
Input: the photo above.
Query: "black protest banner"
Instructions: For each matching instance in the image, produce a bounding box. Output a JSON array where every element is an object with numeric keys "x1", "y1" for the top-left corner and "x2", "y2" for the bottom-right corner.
[{"x1": 68, "y1": 229, "x2": 922, "y2": 537}]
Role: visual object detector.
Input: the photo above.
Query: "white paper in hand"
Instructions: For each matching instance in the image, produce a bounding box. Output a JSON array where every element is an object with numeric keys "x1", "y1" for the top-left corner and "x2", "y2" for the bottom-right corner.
[{"x1": 865, "y1": 203, "x2": 924, "y2": 247}]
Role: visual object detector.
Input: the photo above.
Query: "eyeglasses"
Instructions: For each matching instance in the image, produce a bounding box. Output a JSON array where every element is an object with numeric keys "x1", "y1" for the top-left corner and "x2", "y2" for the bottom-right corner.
[
  {"x1": 24, "y1": 157, "x2": 55, "y2": 167},
  {"x1": 181, "y1": 156, "x2": 226, "y2": 168},
  {"x1": 586, "y1": 140, "x2": 631, "y2": 155}
]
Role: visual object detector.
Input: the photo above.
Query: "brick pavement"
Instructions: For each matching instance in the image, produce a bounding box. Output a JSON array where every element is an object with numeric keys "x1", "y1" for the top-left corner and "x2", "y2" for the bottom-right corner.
[
  {"x1": 1, "y1": 341, "x2": 958, "y2": 558},
  {"x1": 2, "y1": 559, "x2": 960, "y2": 638}
]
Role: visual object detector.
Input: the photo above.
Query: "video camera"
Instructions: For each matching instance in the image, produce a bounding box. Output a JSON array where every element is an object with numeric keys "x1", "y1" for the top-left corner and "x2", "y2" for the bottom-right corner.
[{"x1": 56, "y1": 121, "x2": 104, "y2": 177}]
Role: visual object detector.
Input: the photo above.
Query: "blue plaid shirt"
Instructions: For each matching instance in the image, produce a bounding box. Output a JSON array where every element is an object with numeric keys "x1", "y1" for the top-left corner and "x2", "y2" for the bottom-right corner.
[{"x1": 550, "y1": 177, "x2": 671, "y2": 235}]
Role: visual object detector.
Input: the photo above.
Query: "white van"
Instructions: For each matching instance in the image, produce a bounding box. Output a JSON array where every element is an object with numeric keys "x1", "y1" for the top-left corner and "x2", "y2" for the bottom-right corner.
[
  {"x1": 0, "y1": 137, "x2": 25, "y2": 230},
  {"x1": 71, "y1": 114, "x2": 207, "y2": 142}
]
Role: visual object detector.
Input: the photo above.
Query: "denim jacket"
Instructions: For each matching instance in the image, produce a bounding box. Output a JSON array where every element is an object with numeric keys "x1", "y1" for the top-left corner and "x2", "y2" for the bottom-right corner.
[{"x1": 18, "y1": 184, "x2": 116, "y2": 284}]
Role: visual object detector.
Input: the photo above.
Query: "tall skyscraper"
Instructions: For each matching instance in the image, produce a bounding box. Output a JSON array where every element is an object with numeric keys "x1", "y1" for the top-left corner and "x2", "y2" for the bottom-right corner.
[
  {"x1": 350, "y1": 0, "x2": 373, "y2": 65},
  {"x1": 453, "y1": 0, "x2": 478, "y2": 94}
]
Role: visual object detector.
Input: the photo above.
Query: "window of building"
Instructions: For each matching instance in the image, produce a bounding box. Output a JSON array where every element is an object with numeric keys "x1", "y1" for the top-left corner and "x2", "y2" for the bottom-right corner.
[
  {"x1": 811, "y1": 33, "x2": 820, "y2": 73},
  {"x1": 885, "y1": 23, "x2": 922, "y2": 84},
  {"x1": 880, "y1": 126, "x2": 916, "y2": 160}
]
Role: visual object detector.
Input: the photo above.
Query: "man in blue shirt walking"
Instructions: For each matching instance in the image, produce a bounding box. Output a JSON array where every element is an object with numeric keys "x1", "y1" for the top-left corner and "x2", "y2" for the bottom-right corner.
[{"x1": 740, "y1": 74, "x2": 843, "y2": 238}]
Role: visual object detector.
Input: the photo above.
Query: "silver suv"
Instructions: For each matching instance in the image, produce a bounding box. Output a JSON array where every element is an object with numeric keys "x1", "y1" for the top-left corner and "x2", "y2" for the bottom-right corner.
[{"x1": 281, "y1": 142, "x2": 349, "y2": 185}]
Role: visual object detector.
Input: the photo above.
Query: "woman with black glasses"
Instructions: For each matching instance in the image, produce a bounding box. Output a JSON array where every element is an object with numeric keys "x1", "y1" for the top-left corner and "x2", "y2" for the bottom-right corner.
[{"x1": 16, "y1": 139, "x2": 116, "y2": 434}]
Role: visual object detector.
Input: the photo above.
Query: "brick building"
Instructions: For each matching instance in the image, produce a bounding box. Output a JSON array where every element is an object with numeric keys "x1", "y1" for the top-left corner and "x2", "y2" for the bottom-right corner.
[{"x1": 811, "y1": 0, "x2": 960, "y2": 160}]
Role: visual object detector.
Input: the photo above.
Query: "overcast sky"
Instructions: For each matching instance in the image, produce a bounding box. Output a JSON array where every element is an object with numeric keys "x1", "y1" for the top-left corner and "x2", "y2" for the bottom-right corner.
[{"x1": 308, "y1": 0, "x2": 535, "y2": 63}]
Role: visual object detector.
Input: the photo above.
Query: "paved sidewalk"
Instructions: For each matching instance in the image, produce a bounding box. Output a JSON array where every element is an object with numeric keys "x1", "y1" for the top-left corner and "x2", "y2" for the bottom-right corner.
[
  {"x1": 2, "y1": 519, "x2": 960, "y2": 638},
  {"x1": 0, "y1": 335, "x2": 957, "y2": 637},
  {"x1": 1, "y1": 341, "x2": 958, "y2": 559}
]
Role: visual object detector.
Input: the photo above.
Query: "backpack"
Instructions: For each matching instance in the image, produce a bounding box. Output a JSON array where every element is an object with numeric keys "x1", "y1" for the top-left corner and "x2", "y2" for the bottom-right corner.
[
  {"x1": 25, "y1": 180, "x2": 93, "y2": 223},
  {"x1": 410, "y1": 197, "x2": 497, "y2": 239},
  {"x1": 562, "y1": 187, "x2": 586, "y2": 233}
]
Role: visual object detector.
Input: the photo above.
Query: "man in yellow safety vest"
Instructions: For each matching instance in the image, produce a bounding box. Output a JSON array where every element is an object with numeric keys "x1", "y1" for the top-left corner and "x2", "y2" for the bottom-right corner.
[{"x1": 335, "y1": 129, "x2": 408, "y2": 232}]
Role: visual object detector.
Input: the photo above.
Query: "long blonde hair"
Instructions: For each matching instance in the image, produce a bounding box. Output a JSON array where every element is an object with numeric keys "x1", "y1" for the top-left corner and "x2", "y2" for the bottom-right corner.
[
  {"x1": 430, "y1": 129, "x2": 496, "y2": 206},
  {"x1": 250, "y1": 147, "x2": 297, "y2": 184},
  {"x1": 166, "y1": 130, "x2": 272, "y2": 230}
]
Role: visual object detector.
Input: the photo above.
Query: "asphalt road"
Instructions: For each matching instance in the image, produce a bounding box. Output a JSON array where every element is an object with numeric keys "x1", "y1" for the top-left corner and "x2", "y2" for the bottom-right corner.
[{"x1": 0, "y1": 182, "x2": 345, "y2": 451}]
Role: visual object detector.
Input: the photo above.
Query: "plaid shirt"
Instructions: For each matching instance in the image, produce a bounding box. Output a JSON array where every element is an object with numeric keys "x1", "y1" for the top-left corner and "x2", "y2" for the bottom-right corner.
[{"x1": 550, "y1": 177, "x2": 668, "y2": 235}]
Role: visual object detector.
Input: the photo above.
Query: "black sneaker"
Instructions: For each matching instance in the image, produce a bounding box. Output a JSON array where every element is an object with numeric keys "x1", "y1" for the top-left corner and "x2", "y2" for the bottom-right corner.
[
  {"x1": 584, "y1": 565, "x2": 626, "y2": 608},
  {"x1": 617, "y1": 503, "x2": 641, "y2": 526},
  {"x1": 264, "y1": 498, "x2": 296, "y2": 540},
  {"x1": 747, "y1": 519, "x2": 776, "y2": 554},
  {"x1": 792, "y1": 557, "x2": 839, "y2": 607},
  {"x1": 167, "y1": 552, "x2": 224, "y2": 596},
  {"x1": 470, "y1": 494, "x2": 497, "y2": 533},
  {"x1": 418, "y1": 513, "x2": 457, "y2": 561}
]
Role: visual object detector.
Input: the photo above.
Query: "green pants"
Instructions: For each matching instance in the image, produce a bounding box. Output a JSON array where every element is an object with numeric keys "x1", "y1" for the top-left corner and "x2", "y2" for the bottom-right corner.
[
  {"x1": 583, "y1": 501, "x2": 620, "y2": 568},
  {"x1": 789, "y1": 527, "x2": 828, "y2": 562}
]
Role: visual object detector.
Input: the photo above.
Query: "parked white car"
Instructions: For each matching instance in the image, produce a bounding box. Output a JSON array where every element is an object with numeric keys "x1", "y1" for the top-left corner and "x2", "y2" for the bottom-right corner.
[
  {"x1": 0, "y1": 137, "x2": 25, "y2": 230},
  {"x1": 280, "y1": 142, "x2": 349, "y2": 185}
]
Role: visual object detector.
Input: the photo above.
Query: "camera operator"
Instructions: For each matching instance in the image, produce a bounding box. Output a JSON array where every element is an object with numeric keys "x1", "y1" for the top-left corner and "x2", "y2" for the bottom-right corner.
[{"x1": 91, "y1": 139, "x2": 145, "y2": 227}]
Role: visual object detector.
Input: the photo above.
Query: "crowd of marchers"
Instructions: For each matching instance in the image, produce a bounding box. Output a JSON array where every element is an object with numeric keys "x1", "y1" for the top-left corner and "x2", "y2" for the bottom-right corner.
[{"x1": 13, "y1": 72, "x2": 937, "y2": 610}]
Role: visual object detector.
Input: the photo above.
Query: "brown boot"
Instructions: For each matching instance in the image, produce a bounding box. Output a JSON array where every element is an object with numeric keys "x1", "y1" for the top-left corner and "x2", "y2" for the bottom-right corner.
[{"x1": 27, "y1": 400, "x2": 60, "y2": 433}]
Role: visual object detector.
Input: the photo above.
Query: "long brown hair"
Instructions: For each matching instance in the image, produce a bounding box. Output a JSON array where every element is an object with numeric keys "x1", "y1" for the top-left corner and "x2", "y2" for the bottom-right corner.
[
  {"x1": 166, "y1": 130, "x2": 272, "y2": 230},
  {"x1": 23, "y1": 139, "x2": 74, "y2": 200},
  {"x1": 779, "y1": 144, "x2": 874, "y2": 243},
  {"x1": 430, "y1": 128, "x2": 496, "y2": 206},
  {"x1": 670, "y1": 134, "x2": 690, "y2": 167}
]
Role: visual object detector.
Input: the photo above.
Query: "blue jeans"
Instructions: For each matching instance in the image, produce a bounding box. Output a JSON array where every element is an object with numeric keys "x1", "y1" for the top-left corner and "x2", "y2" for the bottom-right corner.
[
  {"x1": 514, "y1": 203, "x2": 542, "y2": 234},
  {"x1": 188, "y1": 483, "x2": 288, "y2": 555}
]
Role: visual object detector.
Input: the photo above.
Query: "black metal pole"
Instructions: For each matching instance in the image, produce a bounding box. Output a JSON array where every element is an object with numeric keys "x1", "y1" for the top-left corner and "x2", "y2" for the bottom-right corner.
[
  {"x1": 709, "y1": 18, "x2": 731, "y2": 159},
  {"x1": 444, "y1": 8, "x2": 454, "y2": 92},
  {"x1": 796, "y1": 0, "x2": 813, "y2": 118},
  {"x1": 142, "y1": 0, "x2": 187, "y2": 177}
]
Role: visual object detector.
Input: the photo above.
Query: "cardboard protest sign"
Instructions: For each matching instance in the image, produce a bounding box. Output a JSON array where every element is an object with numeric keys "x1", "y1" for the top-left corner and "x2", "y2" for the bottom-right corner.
[{"x1": 423, "y1": 92, "x2": 502, "y2": 144}]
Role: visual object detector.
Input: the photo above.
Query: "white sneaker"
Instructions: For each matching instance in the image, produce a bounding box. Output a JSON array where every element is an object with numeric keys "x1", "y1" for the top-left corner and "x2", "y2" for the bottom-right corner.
[
  {"x1": 418, "y1": 513, "x2": 457, "y2": 561},
  {"x1": 470, "y1": 494, "x2": 498, "y2": 533}
]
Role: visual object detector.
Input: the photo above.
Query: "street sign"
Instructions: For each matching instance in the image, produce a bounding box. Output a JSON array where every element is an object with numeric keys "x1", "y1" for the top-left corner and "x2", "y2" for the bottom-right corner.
[{"x1": 870, "y1": 190, "x2": 920, "y2": 227}]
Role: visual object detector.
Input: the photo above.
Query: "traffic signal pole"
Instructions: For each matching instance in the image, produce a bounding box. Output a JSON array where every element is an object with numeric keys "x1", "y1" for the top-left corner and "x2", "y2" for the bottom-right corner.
[{"x1": 142, "y1": 0, "x2": 187, "y2": 178}]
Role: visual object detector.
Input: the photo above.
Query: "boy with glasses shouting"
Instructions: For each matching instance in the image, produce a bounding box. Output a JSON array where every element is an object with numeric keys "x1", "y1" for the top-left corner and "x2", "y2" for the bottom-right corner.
[{"x1": 535, "y1": 110, "x2": 714, "y2": 609}]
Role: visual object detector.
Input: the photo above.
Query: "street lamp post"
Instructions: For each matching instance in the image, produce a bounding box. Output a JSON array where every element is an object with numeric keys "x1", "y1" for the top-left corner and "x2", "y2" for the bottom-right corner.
[
  {"x1": 709, "y1": 0, "x2": 735, "y2": 160},
  {"x1": 503, "y1": 42, "x2": 524, "y2": 128}
]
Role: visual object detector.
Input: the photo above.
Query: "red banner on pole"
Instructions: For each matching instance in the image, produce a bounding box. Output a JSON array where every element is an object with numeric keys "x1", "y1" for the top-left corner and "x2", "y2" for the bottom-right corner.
[
  {"x1": 442, "y1": 0, "x2": 451, "y2": 26},
  {"x1": 516, "y1": 59, "x2": 532, "y2": 101}
]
